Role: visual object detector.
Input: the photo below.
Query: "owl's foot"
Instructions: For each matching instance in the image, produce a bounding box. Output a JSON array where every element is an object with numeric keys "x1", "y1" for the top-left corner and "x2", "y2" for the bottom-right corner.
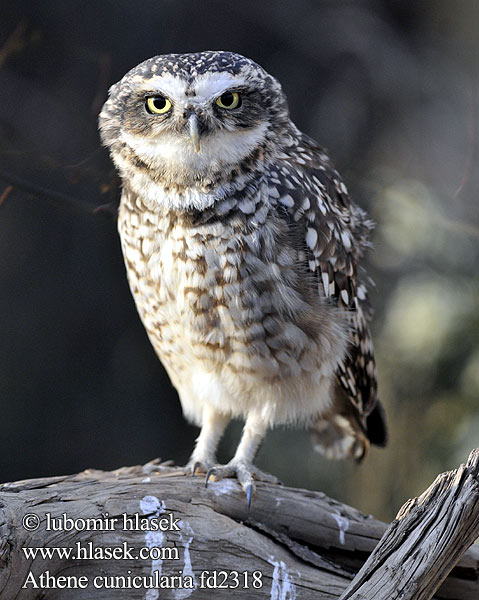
[
  {"x1": 183, "y1": 458, "x2": 215, "y2": 477},
  {"x1": 205, "y1": 460, "x2": 280, "y2": 508}
]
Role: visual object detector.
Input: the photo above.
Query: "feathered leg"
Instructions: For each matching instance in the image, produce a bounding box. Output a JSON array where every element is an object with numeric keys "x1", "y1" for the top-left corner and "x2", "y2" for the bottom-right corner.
[
  {"x1": 206, "y1": 412, "x2": 279, "y2": 507},
  {"x1": 185, "y1": 405, "x2": 230, "y2": 475}
]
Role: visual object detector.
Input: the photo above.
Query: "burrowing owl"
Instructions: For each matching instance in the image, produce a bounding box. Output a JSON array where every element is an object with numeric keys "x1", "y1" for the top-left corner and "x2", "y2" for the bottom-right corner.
[{"x1": 99, "y1": 51, "x2": 386, "y2": 505}]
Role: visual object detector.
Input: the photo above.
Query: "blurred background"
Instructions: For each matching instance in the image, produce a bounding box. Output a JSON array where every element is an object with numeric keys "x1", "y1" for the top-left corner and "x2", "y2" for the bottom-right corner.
[{"x1": 0, "y1": 0, "x2": 477, "y2": 522}]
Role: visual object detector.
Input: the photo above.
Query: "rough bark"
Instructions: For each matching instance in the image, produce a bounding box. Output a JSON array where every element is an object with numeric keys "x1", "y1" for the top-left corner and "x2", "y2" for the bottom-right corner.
[
  {"x1": 340, "y1": 448, "x2": 479, "y2": 600},
  {"x1": 0, "y1": 452, "x2": 477, "y2": 599}
]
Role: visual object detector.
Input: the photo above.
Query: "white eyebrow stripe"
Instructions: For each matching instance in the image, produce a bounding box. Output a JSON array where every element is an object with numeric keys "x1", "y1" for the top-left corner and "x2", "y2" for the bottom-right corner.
[
  {"x1": 143, "y1": 74, "x2": 188, "y2": 100},
  {"x1": 138, "y1": 72, "x2": 247, "y2": 105},
  {"x1": 193, "y1": 72, "x2": 247, "y2": 100}
]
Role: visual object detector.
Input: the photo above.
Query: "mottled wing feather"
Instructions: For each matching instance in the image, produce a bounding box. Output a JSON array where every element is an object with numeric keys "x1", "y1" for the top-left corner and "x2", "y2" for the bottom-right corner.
[{"x1": 276, "y1": 131, "x2": 379, "y2": 420}]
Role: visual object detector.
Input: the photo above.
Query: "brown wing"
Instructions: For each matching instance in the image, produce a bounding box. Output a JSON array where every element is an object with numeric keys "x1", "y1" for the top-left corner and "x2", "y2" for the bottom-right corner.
[{"x1": 274, "y1": 132, "x2": 386, "y2": 446}]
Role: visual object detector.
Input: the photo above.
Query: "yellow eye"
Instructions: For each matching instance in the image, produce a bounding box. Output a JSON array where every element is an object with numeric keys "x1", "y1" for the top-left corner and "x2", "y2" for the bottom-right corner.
[
  {"x1": 145, "y1": 96, "x2": 172, "y2": 114},
  {"x1": 216, "y1": 91, "x2": 241, "y2": 109}
]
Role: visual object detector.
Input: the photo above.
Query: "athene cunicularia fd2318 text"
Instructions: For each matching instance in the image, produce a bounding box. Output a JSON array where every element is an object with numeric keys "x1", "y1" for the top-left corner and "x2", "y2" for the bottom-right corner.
[{"x1": 99, "y1": 51, "x2": 387, "y2": 506}]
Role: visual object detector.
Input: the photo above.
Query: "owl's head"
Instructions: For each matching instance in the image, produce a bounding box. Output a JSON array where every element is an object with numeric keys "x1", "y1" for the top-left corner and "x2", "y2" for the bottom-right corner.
[{"x1": 99, "y1": 51, "x2": 289, "y2": 194}]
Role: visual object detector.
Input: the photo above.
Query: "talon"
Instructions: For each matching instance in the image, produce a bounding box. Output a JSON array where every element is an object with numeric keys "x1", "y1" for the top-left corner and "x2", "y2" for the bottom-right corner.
[
  {"x1": 245, "y1": 483, "x2": 254, "y2": 509},
  {"x1": 205, "y1": 469, "x2": 215, "y2": 487},
  {"x1": 192, "y1": 462, "x2": 201, "y2": 477}
]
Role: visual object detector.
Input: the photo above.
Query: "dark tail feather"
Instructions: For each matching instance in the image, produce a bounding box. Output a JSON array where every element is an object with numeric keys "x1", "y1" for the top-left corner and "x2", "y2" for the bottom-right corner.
[{"x1": 366, "y1": 401, "x2": 388, "y2": 447}]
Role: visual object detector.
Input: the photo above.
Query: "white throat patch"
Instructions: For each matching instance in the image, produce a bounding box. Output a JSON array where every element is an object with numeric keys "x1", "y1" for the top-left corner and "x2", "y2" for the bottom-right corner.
[{"x1": 121, "y1": 122, "x2": 267, "y2": 174}]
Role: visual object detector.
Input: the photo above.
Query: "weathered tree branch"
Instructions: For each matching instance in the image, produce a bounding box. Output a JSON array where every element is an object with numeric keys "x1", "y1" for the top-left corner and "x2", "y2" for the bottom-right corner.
[
  {"x1": 340, "y1": 448, "x2": 479, "y2": 600},
  {"x1": 0, "y1": 451, "x2": 478, "y2": 599}
]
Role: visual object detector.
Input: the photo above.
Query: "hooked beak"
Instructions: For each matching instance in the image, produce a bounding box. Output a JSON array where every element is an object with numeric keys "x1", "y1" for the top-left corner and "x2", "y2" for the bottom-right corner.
[{"x1": 188, "y1": 114, "x2": 201, "y2": 153}]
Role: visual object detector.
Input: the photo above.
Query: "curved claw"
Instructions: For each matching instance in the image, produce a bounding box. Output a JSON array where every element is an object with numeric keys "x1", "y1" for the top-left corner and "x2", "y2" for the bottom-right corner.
[
  {"x1": 203, "y1": 461, "x2": 278, "y2": 506},
  {"x1": 183, "y1": 459, "x2": 215, "y2": 478},
  {"x1": 245, "y1": 483, "x2": 254, "y2": 509},
  {"x1": 205, "y1": 468, "x2": 215, "y2": 488}
]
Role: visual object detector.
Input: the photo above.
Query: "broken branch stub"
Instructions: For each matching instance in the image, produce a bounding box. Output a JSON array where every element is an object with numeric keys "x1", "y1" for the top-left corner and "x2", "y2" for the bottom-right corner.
[{"x1": 340, "y1": 448, "x2": 479, "y2": 600}]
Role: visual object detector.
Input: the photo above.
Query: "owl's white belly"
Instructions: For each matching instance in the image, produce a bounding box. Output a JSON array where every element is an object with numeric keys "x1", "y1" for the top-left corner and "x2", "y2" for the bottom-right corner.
[{"x1": 118, "y1": 197, "x2": 348, "y2": 427}]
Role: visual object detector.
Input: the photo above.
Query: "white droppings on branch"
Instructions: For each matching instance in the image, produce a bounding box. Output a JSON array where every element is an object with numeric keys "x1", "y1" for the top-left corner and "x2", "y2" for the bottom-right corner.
[
  {"x1": 209, "y1": 479, "x2": 237, "y2": 496},
  {"x1": 332, "y1": 512, "x2": 350, "y2": 545},
  {"x1": 268, "y1": 556, "x2": 297, "y2": 600},
  {"x1": 140, "y1": 495, "x2": 166, "y2": 600},
  {"x1": 174, "y1": 521, "x2": 197, "y2": 599}
]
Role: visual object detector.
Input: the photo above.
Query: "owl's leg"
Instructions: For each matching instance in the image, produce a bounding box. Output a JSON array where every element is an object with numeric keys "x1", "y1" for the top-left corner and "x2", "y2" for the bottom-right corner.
[
  {"x1": 185, "y1": 405, "x2": 230, "y2": 476},
  {"x1": 206, "y1": 413, "x2": 279, "y2": 507}
]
